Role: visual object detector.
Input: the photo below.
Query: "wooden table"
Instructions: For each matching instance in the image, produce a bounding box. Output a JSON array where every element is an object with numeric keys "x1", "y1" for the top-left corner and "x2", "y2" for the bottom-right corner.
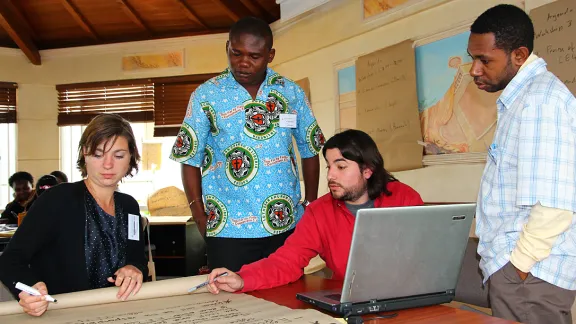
[{"x1": 249, "y1": 275, "x2": 516, "y2": 324}]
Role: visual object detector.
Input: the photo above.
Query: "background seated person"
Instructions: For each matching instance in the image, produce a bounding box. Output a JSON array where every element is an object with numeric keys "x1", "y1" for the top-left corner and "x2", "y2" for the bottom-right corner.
[
  {"x1": 0, "y1": 114, "x2": 148, "y2": 317},
  {"x1": 50, "y1": 170, "x2": 69, "y2": 184},
  {"x1": 0, "y1": 172, "x2": 34, "y2": 225},
  {"x1": 24, "y1": 174, "x2": 59, "y2": 212},
  {"x1": 206, "y1": 129, "x2": 424, "y2": 293}
]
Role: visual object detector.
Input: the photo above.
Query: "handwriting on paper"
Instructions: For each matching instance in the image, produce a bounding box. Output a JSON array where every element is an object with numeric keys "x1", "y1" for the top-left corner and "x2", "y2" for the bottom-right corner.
[
  {"x1": 358, "y1": 100, "x2": 398, "y2": 115},
  {"x1": 364, "y1": 120, "x2": 412, "y2": 136},
  {"x1": 357, "y1": 75, "x2": 407, "y2": 94},
  {"x1": 64, "y1": 299, "x2": 249, "y2": 324},
  {"x1": 354, "y1": 40, "x2": 422, "y2": 171},
  {"x1": 534, "y1": 7, "x2": 573, "y2": 40},
  {"x1": 55, "y1": 294, "x2": 339, "y2": 324},
  {"x1": 531, "y1": 0, "x2": 576, "y2": 94}
]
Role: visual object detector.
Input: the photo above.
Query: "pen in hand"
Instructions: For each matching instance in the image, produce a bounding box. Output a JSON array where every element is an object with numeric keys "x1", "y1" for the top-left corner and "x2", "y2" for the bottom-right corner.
[
  {"x1": 188, "y1": 272, "x2": 228, "y2": 293},
  {"x1": 15, "y1": 282, "x2": 57, "y2": 303}
]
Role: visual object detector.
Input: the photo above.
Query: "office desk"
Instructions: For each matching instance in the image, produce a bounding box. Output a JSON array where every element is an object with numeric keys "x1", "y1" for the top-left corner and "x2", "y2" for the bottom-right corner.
[{"x1": 248, "y1": 275, "x2": 516, "y2": 324}]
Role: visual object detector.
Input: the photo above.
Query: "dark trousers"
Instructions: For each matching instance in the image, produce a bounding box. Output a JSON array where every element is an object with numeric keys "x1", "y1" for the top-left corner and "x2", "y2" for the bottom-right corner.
[
  {"x1": 490, "y1": 262, "x2": 576, "y2": 324},
  {"x1": 205, "y1": 230, "x2": 294, "y2": 272}
]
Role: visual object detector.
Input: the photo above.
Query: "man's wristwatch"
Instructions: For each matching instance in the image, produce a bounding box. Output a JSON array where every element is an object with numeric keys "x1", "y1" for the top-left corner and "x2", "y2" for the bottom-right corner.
[{"x1": 302, "y1": 200, "x2": 310, "y2": 208}]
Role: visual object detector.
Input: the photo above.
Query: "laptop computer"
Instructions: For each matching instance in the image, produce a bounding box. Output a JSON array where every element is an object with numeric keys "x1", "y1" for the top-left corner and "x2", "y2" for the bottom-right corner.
[{"x1": 296, "y1": 203, "x2": 475, "y2": 316}]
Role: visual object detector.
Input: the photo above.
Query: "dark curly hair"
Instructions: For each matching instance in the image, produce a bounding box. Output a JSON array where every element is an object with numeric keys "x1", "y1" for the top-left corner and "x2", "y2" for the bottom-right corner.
[
  {"x1": 229, "y1": 16, "x2": 273, "y2": 50},
  {"x1": 8, "y1": 171, "x2": 34, "y2": 188},
  {"x1": 322, "y1": 129, "x2": 397, "y2": 199},
  {"x1": 471, "y1": 4, "x2": 534, "y2": 53}
]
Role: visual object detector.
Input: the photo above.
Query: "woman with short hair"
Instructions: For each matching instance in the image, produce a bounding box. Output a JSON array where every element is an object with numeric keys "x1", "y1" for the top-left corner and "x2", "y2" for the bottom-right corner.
[{"x1": 0, "y1": 114, "x2": 148, "y2": 317}]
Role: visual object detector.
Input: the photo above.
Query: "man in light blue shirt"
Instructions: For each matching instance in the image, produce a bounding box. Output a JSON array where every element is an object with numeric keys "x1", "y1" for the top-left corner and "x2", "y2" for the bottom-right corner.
[
  {"x1": 469, "y1": 5, "x2": 576, "y2": 324},
  {"x1": 170, "y1": 17, "x2": 323, "y2": 272}
]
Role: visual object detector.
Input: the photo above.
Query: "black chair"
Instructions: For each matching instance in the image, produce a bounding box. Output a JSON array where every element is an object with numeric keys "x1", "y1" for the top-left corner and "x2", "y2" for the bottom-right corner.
[{"x1": 454, "y1": 237, "x2": 491, "y2": 310}]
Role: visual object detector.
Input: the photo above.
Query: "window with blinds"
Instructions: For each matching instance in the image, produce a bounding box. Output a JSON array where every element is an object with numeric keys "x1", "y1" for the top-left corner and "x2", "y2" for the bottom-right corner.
[
  {"x1": 57, "y1": 74, "x2": 217, "y2": 133},
  {"x1": 153, "y1": 73, "x2": 216, "y2": 137},
  {"x1": 154, "y1": 81, "x2": 199, "y2": 137},
  {"x1": 56, "y1": 79, "x2": 154, "y2": 126},
  {"x1": 0, "y1": 82, "x2": 17, "y2": 124}
]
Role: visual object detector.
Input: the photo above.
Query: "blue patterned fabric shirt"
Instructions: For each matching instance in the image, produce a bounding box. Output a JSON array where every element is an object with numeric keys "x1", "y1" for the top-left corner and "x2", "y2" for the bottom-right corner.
[
  {"x1": 476, "y1": 58, "x2": 576, "y2": 290},
  {"x1": 170, "y1": 68, "x2": 324, "y2": 238}
]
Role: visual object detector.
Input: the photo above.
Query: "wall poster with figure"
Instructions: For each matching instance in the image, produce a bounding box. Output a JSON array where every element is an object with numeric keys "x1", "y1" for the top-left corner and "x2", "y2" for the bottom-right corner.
[{"x1": 416, "y1": 30, "x2": 500, "y2": 155}]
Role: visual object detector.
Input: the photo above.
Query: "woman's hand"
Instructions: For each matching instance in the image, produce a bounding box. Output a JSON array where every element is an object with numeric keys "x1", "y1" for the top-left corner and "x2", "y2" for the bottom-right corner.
[
  {"x1": 18, "y1": 282, "x2": 49, "y2": 317},
  {"x1": 107, "y1": 265, "x2": 143, "y2": 300}
]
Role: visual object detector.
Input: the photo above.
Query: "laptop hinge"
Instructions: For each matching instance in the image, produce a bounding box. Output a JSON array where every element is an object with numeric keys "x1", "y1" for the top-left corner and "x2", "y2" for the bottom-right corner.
[{"x1": 367, "y1": 302, "x2": 382, "y2": 312}]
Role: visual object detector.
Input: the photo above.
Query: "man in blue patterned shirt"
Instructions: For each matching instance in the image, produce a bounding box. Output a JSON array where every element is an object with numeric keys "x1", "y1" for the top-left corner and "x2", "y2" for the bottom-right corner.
[
  {"x1": 469, "y1": 5, "x2": 576, "y2": 324},
  {"x1": 170, "y1": 17, "x2": 323, "y2": 272}
]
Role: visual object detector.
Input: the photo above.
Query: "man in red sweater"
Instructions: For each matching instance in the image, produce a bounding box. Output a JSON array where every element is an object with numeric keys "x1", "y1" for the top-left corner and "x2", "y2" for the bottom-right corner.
[{"x1": 206, "y1": 129, "x2": 423, "y2": 293}]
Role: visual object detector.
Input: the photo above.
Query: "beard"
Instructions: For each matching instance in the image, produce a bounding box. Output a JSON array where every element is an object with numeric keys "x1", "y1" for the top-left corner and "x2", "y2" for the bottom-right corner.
[
  {"x1": 475, "y1": 56, "x2": 517, "y2": 93},
  {"x1": 329, "y1": 180, "x2": 368, "y2": 202}
]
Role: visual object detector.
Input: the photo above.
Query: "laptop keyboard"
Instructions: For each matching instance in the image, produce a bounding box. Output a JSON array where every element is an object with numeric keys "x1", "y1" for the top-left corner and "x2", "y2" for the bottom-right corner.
[{"x1": 325, "y1": 293, "x2": 342, "y2": 301}]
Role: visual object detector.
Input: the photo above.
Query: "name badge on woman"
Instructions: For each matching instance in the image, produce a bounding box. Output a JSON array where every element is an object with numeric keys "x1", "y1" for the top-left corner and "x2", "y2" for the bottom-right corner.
[{"x1": 128, "y1": 214, "x2": 140, "y2": 241}]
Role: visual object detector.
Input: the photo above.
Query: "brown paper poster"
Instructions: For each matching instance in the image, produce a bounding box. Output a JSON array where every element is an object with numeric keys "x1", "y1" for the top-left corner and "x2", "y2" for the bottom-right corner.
[
  {"x1": 356, "y1": 40, "x2": 423, "y2": 171},
  {"x1": 293, "y1": 77, "x2": 313, "y2": 181},
  {"x1": 296, "y1": 77, "x2": 312, "y2": 102},
  {"x1": 141, "y1": 142, "x2": 162, "y2": 171},
  {"x1": 531, "y1": 0, "x2": 576, "y2": 95}
]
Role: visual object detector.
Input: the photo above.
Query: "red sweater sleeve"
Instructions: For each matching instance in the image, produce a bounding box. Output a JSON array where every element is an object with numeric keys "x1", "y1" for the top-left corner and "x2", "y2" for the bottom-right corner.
[
  {"x1": 238, "y1": 207, "x2": 324, "y2": 292},
  {"x1": 406, "y1": 187, "x2": 424, "y2": 206},
  {"x1": 394, "y1": 182, "x2": 424, "y2": 206}
]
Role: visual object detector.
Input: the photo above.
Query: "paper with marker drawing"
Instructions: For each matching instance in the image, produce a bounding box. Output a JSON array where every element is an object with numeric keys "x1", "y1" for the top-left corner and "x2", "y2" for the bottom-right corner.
[{"x1": 0, "y1": 276, "x2": 340, "y2": 323}]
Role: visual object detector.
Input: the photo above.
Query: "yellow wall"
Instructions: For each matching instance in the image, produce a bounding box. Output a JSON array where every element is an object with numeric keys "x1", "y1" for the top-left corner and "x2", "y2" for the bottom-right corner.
[
  {"x1": 0, "y1": 34, "x2": 230, "y2": 184},
  {"x1": 0, "y1": 0, "x2": 557, "y2": 202},
  {"x1": 16, "y1": 85, "x2": 59, "y2": 177}
]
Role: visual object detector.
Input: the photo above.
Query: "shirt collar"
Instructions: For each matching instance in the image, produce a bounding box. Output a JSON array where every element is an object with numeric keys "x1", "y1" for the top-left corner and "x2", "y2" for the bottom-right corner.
[
  {"x1": 519, "y1": 53, "x2": 539, "y2": 71},
  {"x1": 216, "y1": 67, "x2": 282, "y2": 90},
  {"x1": 498, "y1": 55, "x2": 547, "y2": 110}
]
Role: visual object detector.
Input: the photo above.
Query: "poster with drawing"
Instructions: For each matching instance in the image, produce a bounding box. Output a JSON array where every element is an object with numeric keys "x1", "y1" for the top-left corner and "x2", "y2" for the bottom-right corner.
[
  {"x1": 364, "y1": 0, "x2": 411, "y2": 18},
  {"x1": 416, "y1": 31, "x2": 499, "y2": 155}
]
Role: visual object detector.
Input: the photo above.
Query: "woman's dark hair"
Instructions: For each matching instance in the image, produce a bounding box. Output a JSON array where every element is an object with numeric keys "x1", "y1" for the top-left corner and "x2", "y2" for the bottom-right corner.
[
  {"x1": 77, "y1": 114, "x2": 140, "y2": 178},
  {"x1": 322, "y1": 129, "x2": 397, "y2": 199}
]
